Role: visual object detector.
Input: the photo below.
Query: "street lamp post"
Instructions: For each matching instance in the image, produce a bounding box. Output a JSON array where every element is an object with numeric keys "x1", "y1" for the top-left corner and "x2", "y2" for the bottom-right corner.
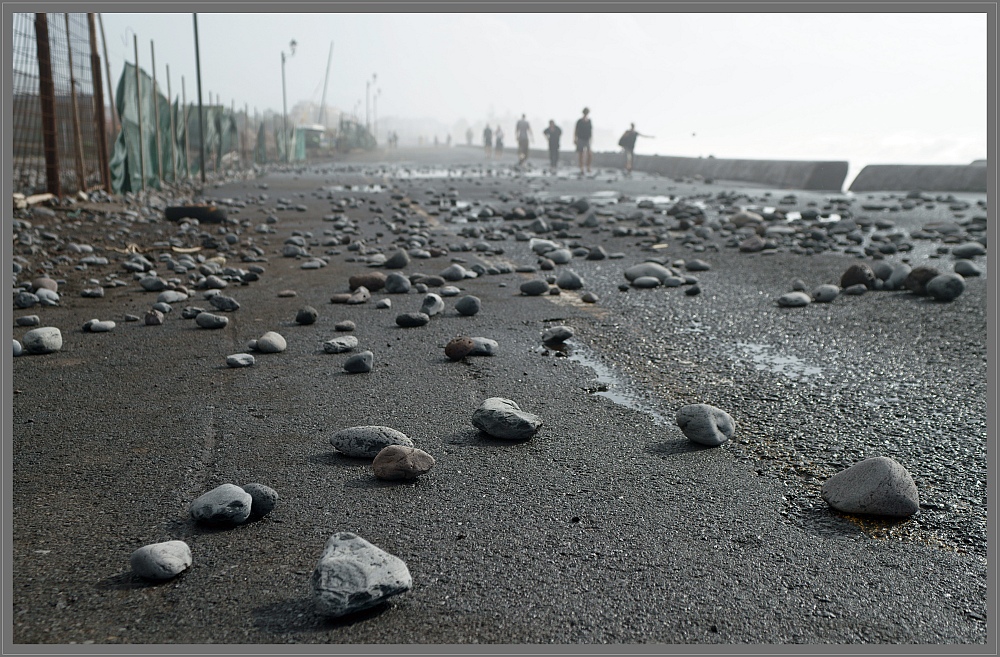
[
  {"x1": 365, "y1": 73, "x2": 376, "y2": 131},
  {"x1": 281, "y1": 39, "x2": 297, "y2": 163},
  {"x1": 374, "y1": 88, "x2": 381, "y2": 144}
]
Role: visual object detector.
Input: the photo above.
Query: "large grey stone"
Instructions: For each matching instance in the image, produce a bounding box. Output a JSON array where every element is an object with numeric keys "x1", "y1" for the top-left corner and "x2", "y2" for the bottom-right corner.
[
  {"x1": 311, "y1": 532, "x2": 412, "y2": 618},
  {"x1": 556, "y1": 269, "x2": 584, "y2": 290},
  {"x1": 926, "y1": 273, "x2": 966, "y2": 301},
  {"x1": 624, "y1": 262, "x2": 672, "y2": 283},
  {"x1": 472, "y1": 398, "x2": 542, "y2": 440},
  {"x1": 130, "y1": 540, "x2": 193, "y2": 581},
  {"x1": 951, "y1": 242, "x2": 986, "y2": 258},
  {"x1": 776, "y1": 292, "x2": 811, "y2": 307},
  {"x1": 676, "y1": 403, "x2": 735, "y2": 446},
  {"x1": 454, "y1": 295, "x2": 481, "y2": 316},
  {"x1": 821, "y1": 456, "x2": 919, "y2": 517},
  {"x1": 242, "y1": 483, "x2": 279, "y2": 521},
  {"x1": 22, "y1": 327, "x2": 62, "y2": 354},
  {"x1": 343, "y1": 350, "x2": 374, "y2": 373},
  {"x1": 189, "y1": 484, "x2": 252, "y2": 526},
  {"x1": 520, "y1": 280, "x2": 550, "y2": 296},
  {"x1": 196, "y1": 312, "x2": 229, "y2": 329},
  {"x1": 384, "y1": 272, "x2": 412, "y2": 294},
  {"x1": 330, "y1": 426, "x2": 414, "y2": 458},
  {"x1": 254, "y1": 331, "x2": 287, "y2": 353}
]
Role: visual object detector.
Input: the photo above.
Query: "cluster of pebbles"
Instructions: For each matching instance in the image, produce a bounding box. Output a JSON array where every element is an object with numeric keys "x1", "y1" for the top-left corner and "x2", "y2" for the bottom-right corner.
[{"x1": 11, "y1": 169, "x2": 976, "y2": 625}]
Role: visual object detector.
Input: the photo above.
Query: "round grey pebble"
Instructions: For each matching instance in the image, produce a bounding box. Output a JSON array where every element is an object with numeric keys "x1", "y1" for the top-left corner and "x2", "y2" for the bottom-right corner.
[
  {"x1": 189, "y1": 483, "x2": 252, "y2": 526},
  {"x1": 676, "y1": 403, "x2": 735, "y2": 446},
  {"x1": 254, "y1": 331, "x2": 287, "y2": 353},
  {"x1": 130, "y1": 540, "x2": 192, "y2": 581},
  {"x1": 581, "y1": 291, "x2": 600, "y2": 303},
  {"x1": 842, "y1": 284, "x2": 869, "y2": 296},
  {"x1": 330, "y1": 425, "x2": 414, "y2": 458},
  {"x1": 520, "y1": 279, "x2": 550, "y2": 296},
  {"x1": 296, "y1": 306, "x2": 319, "y2": 325},
  {"x1": 472, "y1": 397, "x2": 543, "y2": 441},
  {"x1": 344, "y1": 350, "x2": 374, "y2": 373},
  {"x1": 335, "y1": 320, "x2": 356, "y2": 332},
  {"x1": 16, "y1": 315, "x2": 41, "y2": 327},
  {"x1": 145, "y1": 309, "x2": 165, "y2": 325},
  {"x1": 632, "y1": 276, "x2": 661, "y2": 289},
  {"x1": 556, "y1": 269, "x2": 585, "y2": 290},
  {"x1": 22, "y1": 327, "x2": 62, "y2": 354},
  {"x1": 926, "y1": 273, "x2": 966, "y2": 301},
  {"x1": 953, "y1": 260, "x2": 982, "y2": 277},
  {"x1": 226, "y1": 353, "x2": 255, "y2": 368},
  {"x1": 396, "y1": 312, "x2": 430, "y2": 328},
  {"x1": 821, "y1": 456, "x2": 919, "y2": 517},
  {"x1": 13, "y1": 340, "x2": 23, "y2": 357},
  {"x1": 811, "y1": 284, "x2": 839, "y2": 303},
  {"x1": 152, "y1": 302, "x2": 173, "y2": 314},
  {"x1": 776, "y1": 291, "x2": 811, "y2": 307},
  {"x1": 455, "y1": 295, "x2": 482, "y2": 316},
  {"x1": 242, "y1": 483, "x2": 279, "y2": 521},
  {"x1": 542, "y1": 325, "x2": 574, "y2": 344},
  {"x1": 195, "y1": 312, "x2": 229, "y2": 329}
]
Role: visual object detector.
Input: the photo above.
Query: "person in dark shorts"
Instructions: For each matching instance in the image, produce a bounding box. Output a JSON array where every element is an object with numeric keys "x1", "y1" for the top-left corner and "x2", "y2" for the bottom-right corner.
[
  {"x1": 543, "y1": 120, "x2": 562, "y2": 171},
  {"x1": 515, "y1": 114, "x2": 533, "y2": 166},
  {"x1": 618, "y1": 123, "x2": 653, "y2": 174},
  {"x1": 574, "y1": 107, "x2": 593, "y2": 174},
  {"x1": 483, "y1": 125, "x2": 493, "y2": 159},
  {"x1": 494, "y1": 125, "x2": 505, "y2": 159}
]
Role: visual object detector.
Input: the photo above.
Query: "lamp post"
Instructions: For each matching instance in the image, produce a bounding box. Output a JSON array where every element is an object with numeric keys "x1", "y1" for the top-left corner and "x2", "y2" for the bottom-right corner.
[
  {"x1": 366, "y1": 73, "x2": 376, "y2": 131},
  {"x1": 374, "y1": 88, "x2": 381, "y2": 144},
  {"x1": 281, "y1": 39, "x2": 297, "y2": 163}
]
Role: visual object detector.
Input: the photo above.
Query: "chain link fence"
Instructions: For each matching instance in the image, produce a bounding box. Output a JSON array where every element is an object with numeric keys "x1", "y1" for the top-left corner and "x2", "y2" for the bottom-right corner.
[{"x1": 12, "y1": 13, "x2": 110, "y2": 196}]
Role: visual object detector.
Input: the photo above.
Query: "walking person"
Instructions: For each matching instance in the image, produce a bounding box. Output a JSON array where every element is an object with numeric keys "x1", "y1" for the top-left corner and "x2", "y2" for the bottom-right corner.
[
  {"x1": 494, "y1": 125, "x2": 505, "y2": 159},
  {"x1": 574, "y1": 107, "x2": 593, "y2": 174},
  {"x1": 618, "y1": 123, "x2": 653, "y2": 174},
  {"x1": 466, "y1": 128, "x2": 473, "y2": 146},
  {"x1": 483, "y1": 124, "x2": 493, "y2": 159},
  {"x1": 543, "y1": 119, "x2": 562, "y2": 172},
  {"x1": 515, "y1": 113, "x2": 533, "y2": 166}
]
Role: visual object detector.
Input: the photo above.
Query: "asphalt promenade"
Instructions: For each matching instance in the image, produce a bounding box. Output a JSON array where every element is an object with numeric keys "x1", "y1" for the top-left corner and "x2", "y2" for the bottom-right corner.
[{"x1": 9, "y1": 147, "x2": 991, "y2": 647}]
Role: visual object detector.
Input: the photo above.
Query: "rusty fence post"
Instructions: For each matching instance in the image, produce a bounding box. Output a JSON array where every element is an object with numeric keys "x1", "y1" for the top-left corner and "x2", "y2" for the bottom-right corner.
[
  {"x1": 87, "y1": 13, "x2": 111, "y2": 193},
  {"x1": 35, "y1": 13, "x2": 61, "y2": 197}
]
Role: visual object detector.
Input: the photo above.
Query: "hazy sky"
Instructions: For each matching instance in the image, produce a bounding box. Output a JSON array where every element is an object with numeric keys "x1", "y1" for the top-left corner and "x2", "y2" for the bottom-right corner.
[{"x1": 98, "y1": 12, "x2": 988, "y2": 180}]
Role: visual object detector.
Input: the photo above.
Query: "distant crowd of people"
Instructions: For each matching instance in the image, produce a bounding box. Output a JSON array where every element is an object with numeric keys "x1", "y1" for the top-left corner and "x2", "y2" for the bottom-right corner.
[
  {"x1": 393, "y1": 110, "x2": 655, "y2": 176},
  {"x1": 474, "y1": 108, "x2": 653, "y2": 175}
]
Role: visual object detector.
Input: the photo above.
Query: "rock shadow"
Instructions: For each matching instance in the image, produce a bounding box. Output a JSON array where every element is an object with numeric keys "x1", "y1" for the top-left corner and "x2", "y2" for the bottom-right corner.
[
  {"x1": 95, "y1": 569, "x2": 187, "y2": 592},
  {"x1": 646, "y1": 439, "x2": 714, "y2": 457},
  {"x1": 251, "y1": 598, "x2": 392, "y2": 634},
  {"x1": 445, "y1": 426, "x2": 534, "y2": 448},
  {"x1": 305, "y1": 451, "x2": 374, "y2": 469}
]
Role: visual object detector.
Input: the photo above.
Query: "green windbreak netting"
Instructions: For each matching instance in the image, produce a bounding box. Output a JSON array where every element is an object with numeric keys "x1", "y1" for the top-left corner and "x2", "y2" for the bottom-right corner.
[{"x1": 110, "y1": 62, "x2": 240, "y2": 192}]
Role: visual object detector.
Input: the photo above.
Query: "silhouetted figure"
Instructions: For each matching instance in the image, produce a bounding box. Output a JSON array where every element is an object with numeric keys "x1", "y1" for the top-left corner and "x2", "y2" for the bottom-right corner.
[
  {"x1": 618, "y1": 123, "x2": 653, "y2": 174},
  {"x1": 483, "y1": 125, "x2": 493, "y2": 159},
  {"x1": 446, "y1": 134, "x2": 452, "y2": 147},
  {"x1": 494, "y1": 126, "x2": 505, "y2": 159},
  {"x1": 466, "y1": 128, "x2": 474, "y2": 146},
  {"x1": 515, "y1": 114, "x2": 533, "y2": 166},
  {"x1": 543, "y1": 120, "x2": 562, "y2": 171},
  {"x1": 574, "y1": 107, "x2": 593, "y2": 174}
]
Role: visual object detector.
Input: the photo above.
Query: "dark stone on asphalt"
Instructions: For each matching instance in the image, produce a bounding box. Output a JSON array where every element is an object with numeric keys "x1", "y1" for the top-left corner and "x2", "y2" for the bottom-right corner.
[
  {"x1": 373, "y1": 445, "x2": 436, "y2": 480},
  {"x1": 396, "y1": 312, "x2": 430, "y2": 328},
  {"x1": 472, "y1": 397, "x2": 542, "y2": 440},
  {"x1": 676, "y1": 403, "x2": 735, "y2": 446},
  {"x1": 343, "y1": 351, "x2": 374, "y2": 373},
  {"x1": 445, "y1": 337, "x2": 476, "y2": 360},
  {"x1": 520, "y1": 280, "x2": 550, "y2": 296},
  {"x1": 189, "y1": 484, "x2": 252, "y2": 526},
  {"x1": 840, "y1": 263, "x2": 877, "y2": 290},
  {"x1": 821, "y1": 457, "x2": 920, "y2": 518},
  {"x1": 330, "y1": 426, "x2": 413, "y2": 458},
  {"x1": 903, "y1": 266, "x2": 940, "y2": 296},
  {"x1": 296, "y1": 306, "x2": 319, "y2": 325},
  {"x1": 926, "y1": 273, "x2": 966, "y2": 301},
  {"x1": 242, "y1": 483, "x2": 279, "y2": 521}
]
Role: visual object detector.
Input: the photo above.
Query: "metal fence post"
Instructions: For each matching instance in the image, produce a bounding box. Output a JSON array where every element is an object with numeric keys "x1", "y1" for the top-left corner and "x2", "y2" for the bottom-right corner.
[
  {"x1": 87, "y1": 13, "x2": 111, "y2": 193},
  {"x1": 64, "y1": 13, "x2": 88, "y2": 194},
  {"x1": 34, "y1": 13, "x2": 61, "y2": 197}
]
